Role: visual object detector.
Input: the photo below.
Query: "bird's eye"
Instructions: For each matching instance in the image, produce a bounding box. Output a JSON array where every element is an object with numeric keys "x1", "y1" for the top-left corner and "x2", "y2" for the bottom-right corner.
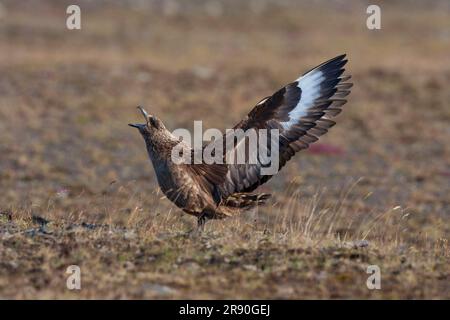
[{"x1": 149, "y1": 117, "x2": 159, "y2": 128}]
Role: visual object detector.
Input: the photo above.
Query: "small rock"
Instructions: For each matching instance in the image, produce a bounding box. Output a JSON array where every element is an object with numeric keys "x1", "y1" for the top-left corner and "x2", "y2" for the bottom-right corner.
[
  {"x1": 1, "y1": 231, "x2": 14, "y2": 240},
  {"x1": 243, "y1": 264, "x2": 258, "y2": 271},
  {"x1": 142, "y1": 283, "x2": 176, "y2": 296},
  {"x1": 276, "y1": 285, "x2": 295, "y2": 298},
  {"x1": 123, "y1": 261, "x2": 135, "y2": 270},
  {"x1": 354, "y1": 240, "x2": 369, "y2": 248},
  {"x1": 124, "y1": 230, "x2": 136, "y2": 240},
  {"x1": 343, "y1": 240, "x2": 369, "y2": 249},
  {"x1": 56, "y1": 188, "x2": 69, "y2": 199}
]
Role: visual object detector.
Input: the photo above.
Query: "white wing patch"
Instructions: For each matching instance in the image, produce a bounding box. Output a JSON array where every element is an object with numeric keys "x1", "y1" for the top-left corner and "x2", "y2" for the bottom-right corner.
[
  {"x1": 280, "y1": 70, "x2": 324, "y2": 130},
  {"x1": 256, "y1": 97, "x2": 269, "y2": 106}
]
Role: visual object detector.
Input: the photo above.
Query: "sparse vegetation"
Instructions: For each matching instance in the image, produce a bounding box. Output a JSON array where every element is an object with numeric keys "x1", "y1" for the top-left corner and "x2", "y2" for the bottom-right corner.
[{"x1": 0, "y1": 0, "x2": 448, "y2": 299}]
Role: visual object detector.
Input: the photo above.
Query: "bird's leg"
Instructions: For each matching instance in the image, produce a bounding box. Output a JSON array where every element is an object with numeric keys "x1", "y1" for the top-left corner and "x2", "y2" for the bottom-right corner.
[
  {"x1": 185, "y1": 214, "x2": 208, "y2": 237},
  {"x1": 197, "y1": 214, "x2": 208, "y2": 231}
]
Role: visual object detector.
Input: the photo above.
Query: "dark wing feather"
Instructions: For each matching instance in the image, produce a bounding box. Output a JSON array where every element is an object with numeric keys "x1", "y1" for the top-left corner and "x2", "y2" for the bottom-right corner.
[{"x1": 203, "y1": 54, "x2": 352, "y2": 200}]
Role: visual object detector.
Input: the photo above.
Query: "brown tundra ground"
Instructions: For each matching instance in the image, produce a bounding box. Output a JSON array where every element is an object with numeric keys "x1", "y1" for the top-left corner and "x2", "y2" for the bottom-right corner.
[{"x1": 0, "y1": 0, "x2": 449, "y2": 299}]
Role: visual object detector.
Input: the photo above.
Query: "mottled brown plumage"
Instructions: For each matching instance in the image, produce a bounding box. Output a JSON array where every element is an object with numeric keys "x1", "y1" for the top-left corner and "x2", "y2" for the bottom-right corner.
[{"x1": 129, "y1": 55, "x2": 352, "y2": 228}]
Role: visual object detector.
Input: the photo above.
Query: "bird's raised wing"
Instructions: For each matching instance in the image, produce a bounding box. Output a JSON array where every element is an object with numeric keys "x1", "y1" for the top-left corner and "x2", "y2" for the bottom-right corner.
[{"x1": 202, "y1": 54, "x2": 352, "y2": 199}]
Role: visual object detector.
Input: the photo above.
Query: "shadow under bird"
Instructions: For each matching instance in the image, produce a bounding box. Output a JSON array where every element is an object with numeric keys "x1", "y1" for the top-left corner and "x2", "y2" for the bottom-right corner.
[{"x1": 129, "y1": 54, "x2": 352, "y2": 229}]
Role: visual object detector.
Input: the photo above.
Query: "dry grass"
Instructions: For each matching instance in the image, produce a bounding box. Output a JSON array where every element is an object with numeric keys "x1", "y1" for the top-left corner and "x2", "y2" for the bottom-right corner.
[{"x1": 0, "y1": 0, "x2": 449, "y2": 299}]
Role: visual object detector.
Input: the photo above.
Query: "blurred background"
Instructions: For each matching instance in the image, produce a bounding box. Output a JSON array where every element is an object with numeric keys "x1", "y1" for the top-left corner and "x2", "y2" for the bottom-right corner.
[{"x1": 0, "y1": 0, "x2": 448, "y2": 298}]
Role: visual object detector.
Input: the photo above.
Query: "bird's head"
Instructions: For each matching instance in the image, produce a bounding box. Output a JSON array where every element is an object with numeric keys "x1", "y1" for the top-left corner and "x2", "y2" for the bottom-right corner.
[{"x1": 128, "y1": 106, "x2": 166, "y2": 139}]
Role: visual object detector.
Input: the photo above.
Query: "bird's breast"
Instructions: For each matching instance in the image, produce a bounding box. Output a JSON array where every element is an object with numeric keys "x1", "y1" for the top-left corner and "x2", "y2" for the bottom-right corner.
[{"x1": 153, "y1": 161, "x2": 209, "y2": 213}]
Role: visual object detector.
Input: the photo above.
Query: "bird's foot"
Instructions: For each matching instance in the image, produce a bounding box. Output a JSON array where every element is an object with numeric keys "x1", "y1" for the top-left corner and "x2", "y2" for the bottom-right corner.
[{"x1": 184, "y1": 215, "x2": 208, "y2": 238}]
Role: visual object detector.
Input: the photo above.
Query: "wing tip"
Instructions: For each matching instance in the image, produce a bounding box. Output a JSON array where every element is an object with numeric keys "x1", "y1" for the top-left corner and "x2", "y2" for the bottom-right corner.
[
  {"x1": 324, "y1": 53, "x2": 348, "y2": 65},
  {"x1": 301, "y1": 53, "x2": 349, "y2": 78}
]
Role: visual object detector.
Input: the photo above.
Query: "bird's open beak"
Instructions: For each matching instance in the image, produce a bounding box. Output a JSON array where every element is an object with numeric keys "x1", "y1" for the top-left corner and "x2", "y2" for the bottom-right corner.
[
  {"x1": 129, "y1": 106, "x2": 151, "y2": 129},
  {"x1": 137, "y1": 106, "x2": 151, "y2": 121}
]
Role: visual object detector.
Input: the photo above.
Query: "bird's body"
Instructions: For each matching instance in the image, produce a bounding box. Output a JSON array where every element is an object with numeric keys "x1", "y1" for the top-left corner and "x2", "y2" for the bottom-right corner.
[
  {"x1": 142, "y1": 130, "x2": 247, "y2": 221},
  {"x1": 129, "y1": 55, "x2": 352, "y2": 227}
]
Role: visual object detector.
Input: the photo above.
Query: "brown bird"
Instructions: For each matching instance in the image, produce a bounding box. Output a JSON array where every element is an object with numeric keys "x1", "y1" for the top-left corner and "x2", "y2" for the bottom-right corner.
[{"x1": 129, "y1": 54, "x2": 352, "y2": 229}]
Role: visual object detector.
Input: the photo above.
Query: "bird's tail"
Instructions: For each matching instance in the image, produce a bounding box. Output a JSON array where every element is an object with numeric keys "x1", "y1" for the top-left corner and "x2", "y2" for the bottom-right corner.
[{"x1": 224, "y1": 193, "x2": 271, "y2": 209}]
